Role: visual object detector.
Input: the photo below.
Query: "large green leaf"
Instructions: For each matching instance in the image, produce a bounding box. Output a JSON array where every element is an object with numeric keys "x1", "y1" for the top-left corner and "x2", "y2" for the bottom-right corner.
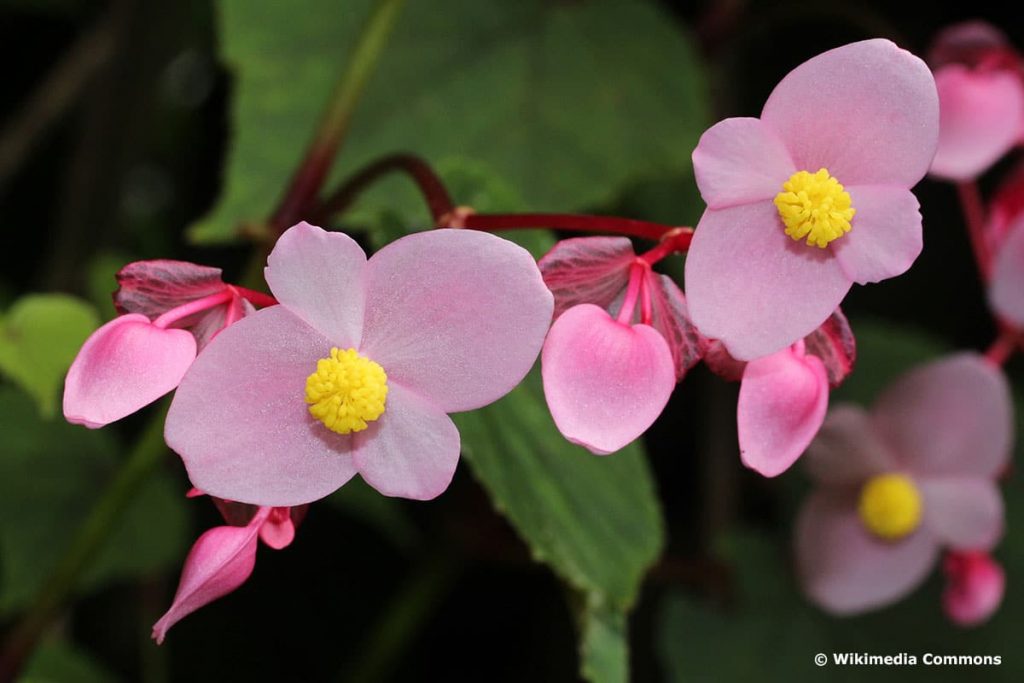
[
  {"x1": 455, "y1": 371, "x2": 665, "y2": 682},
  {"x1": 193, "y1": 0, "x2": 708, "y2": 242},
  {"x1": 0, "y1": 294, "x2": 100, "y2": 417},
  {"x1": 0, "y1": 388, "x2": 188, "y2": 615}
]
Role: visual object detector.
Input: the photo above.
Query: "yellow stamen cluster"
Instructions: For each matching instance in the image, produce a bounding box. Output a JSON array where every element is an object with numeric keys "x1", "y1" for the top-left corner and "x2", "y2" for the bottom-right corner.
[
  {"x1": 857, "y1": 473, "x2": 923, "y2": 541},
  {"x1": 774, "y1": 168, "x2": 856, "y2": 248},
  {"x1": 305, "y1": 347, "x2": 388, "y2": 434}
]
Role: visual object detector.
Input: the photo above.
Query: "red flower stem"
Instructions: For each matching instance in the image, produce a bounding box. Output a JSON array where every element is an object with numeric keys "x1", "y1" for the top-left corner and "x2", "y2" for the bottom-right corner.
[
  {"x1": 461, "y1": 212, "x2": 679, "y2": 242},
  {"x1": 152, "y1": 289, "x2": 234, "y2": 329},
  {"x1": 232, "y1": 286, "x2": 278, "y2": 308},
  {"x1": 640, "y1": 227, "x2": 694, "y2": 264},
  {"x1": 957, "y1": 181, "x2": 992, "y2": 281},
  {"x1": 984, "y1": 330, "x2": 1019, "y2": 367},
  {"x1": 617, "y1": 262, "x2": 648, "y2": 325}
]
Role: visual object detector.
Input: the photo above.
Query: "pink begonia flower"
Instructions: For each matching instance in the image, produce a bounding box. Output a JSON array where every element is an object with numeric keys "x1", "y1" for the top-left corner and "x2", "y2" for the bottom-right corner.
[
  {"x1": 685, "y1": 39, "x2": 939, "y2": 361},
  {"x1": 152, "y1": 498, "x2": 306, "y2": 643},
  {"x1": 538, "y1": 235, "x2": 705, "y2": 453},
  {"x1": 795, "y1": 353, "x2": 1012, "y2": 615},
  {"x1": 942, "y1": 550, "x2": 1005, "y2": 627},
  {"x1": 63, "y1": 261, "x2": 274, "y2": 428},
  {"x1": 165, "y1": 223, "x2": 553, "y2": 504}
]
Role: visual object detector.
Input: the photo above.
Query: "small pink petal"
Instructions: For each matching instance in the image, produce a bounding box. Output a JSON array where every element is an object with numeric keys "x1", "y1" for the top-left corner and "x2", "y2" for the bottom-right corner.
[
  {"x1": 684, "y1": 201, "x2": 852, "y2": 361},
  {"x1": 929, "y1": 65, "x2": 1024, "y2": 181},
  {"x1": 943, "y1": 551, "x2": 1005, "y2": 627},
  {"x1": 353, "y1": 382, "x2": 460, "y2": 500},
  {"x1": 802, "y1": 308, "x2": 856, "y2": 388},
  {"x1": 989, "y1": 216, "x2": 1024, "y2": 327},
  {"x1": 165, "y1": 306, "x2": 358, "y2": 507},
  {"x1": 871, "y1": 353, "x2": 1012, "y2": 478},
  {"x1": 804, "y1": 405, "x2": 897, "y2": 485},
  {"x1": 115, "y1": 260, "x2": 226, "y2": 318},
  {"x1": 833, "y1": 186, "x2": 923, "y2": 285},
  {"x1": 258, "y1": 507, "x2": 297, "y2": 550},
  {"x1": 63, "y1": 314, "x2": 196, "y2": 428},
  {"x1": 151, "y1": 511, "x2": 265, "y2": 644},
  {"x1": 691, "y1": 116, "x2": 796, "y2": 210},
  {"x1": 919, "y1": 478, "x2": 1004, "y2": 551},
  {"x1": 737, "y1": 345, "x2": 829, "y2": 477},
  {"x1": 361, "y1": 229, "x2": 553, "y2": 412},
  {"x1": 541, "y1": 304, "x2": 675, "y2": 455},
  {"x1": 647, "y1": 274, "x2": 708, "y2": 380},
  {"x1": 264, "y1": 222, "x2": 367, "y2": 348},
  {"x1": 796, "y1": 489, "x2": 939, "y2": 615},
  {"x1": 761, "y1": 39, "x2": 939, "y2": 187},
  {"x1": 538, "y1": 236, "x2": 635, "y2": 319}
]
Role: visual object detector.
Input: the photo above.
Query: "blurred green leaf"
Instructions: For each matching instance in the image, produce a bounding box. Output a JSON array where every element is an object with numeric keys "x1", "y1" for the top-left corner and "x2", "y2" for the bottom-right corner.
[
  {"x1": 0, "y1": 294, "x2": 100, "y2": 418},
  {"x1": 19, "y1": 639, "x2": 118, "y2": 683},
  {"x1": 193, "y1": 0, "x2": 708, "y2": 242},
  {"x1": 0, "y1": 387, "x2": 188, "y2": 615},
  {"x1": 455, "y1": 371, "x2": 664, "y2": 683}
]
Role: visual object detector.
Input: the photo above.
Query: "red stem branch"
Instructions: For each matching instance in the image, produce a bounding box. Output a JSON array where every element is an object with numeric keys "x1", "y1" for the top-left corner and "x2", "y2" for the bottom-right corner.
[{"x1": 957, "y1": 181, "x2": 992, "y2": 281}]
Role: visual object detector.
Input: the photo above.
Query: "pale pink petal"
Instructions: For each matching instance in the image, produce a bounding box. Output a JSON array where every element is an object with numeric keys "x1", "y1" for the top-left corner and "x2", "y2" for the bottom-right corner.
[
  {"x1": 264, "y1": 222, "x2": 367, "y2": 347},
  {"x1": 989, "y1": 216, "x2": 1024, "y2": 327},
  {"x1": 541, "y1": 304, "x2": 675, "y2": 455},
  {"x1": 929, "y1": 65, "x2": 1024, "y2": 181},
  {"x1": 943, "y1": 551, "x2": 1005, "y2": 627},
  {"x1": 115, "y1": 260, "x2": 226, "y2": 318},
  {"x1": 538, "y1": 236, "x2": 635, "y2": 318},
  {"x1": 833, "y1": 186, "x2": 922, "y2": 285},
  {"x1": 802, "y1": 308, "x2": 856, "y2": 388},
  {"x1": 63, "y1": 314, "x2": 196, "y2": 428},
  {"x1": 151, "y1": 511, "x2": 265, "y2": 644},
  {"x1": 804, "y1": 405, "x2": 897, "y2": 485},
  {"x1": 761, "y1": 39, "x2": 939, "y2": 187},
  {"x1": 737, "y1": 346, "x2": 829, "y2": 477},
  {"x1": 258, "y1": 507, "x2": 296, "y2": 550},
  {"x1": 872, "y1": 353, "x2": 1012, "y2": 478},
  {"x1": 919, "y1": 478, "x2": 1004, "y2": 551},
  {"x1": 684, "y1": 201, "x2": 852, "y2": 361},
  {"x1": 692, "y1": 117, "x2": 796, "y2": 209},
  {"x1": 647, "y1": 274, "x2": 708, "y2": 380},
  {"x1": 361, "y1": 229, "x2": 553, "y2": 412},
  {"x1": 165, "y1": 306, "x2": 358, "y2": 507},
  {"x1": 353, "y1": 382, "x2": 460, "y2": 500},
  {"x1": 796, "y1": 489, "x2": 939, "y2": 615}
]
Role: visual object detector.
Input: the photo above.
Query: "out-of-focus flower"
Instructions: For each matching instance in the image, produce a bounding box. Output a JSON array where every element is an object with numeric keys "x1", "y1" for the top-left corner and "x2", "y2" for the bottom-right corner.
[
  {"x1": 795, "y1": 353, "x2": 1011, "y2": 615},
  {"x1": 685, "y1": 39, "x2": 939, "y2": 360},
  {"x1": 942, "y1": 550, "x2": 1005, "y2": 627},
  {"x1": 538, "y1": 235, "x2": 705, "y2": 453},
  {"x1": 165, "y1": 223, "x2": 553, "y2": 504},
  {"x1": 987, "y1": 162, "x2": 1024, "y2": 326}
]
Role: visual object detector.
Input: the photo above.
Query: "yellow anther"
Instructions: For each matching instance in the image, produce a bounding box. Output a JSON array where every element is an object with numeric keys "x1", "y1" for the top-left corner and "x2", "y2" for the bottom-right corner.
[
  {"x1": 774, "y1": 168, "x2": 856, "y2": 248},
  {"x1": 858, "y1": 473, "x2": 923, "y2": 541},
  {"x1": 305, "y1": 348, "x2": 388, "y2": 434}
]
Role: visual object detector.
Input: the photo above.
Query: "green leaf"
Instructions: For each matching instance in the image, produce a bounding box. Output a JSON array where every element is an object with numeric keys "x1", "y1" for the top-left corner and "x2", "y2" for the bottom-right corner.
[
  {"x1": 454, "y1": 371, "x2": 664, "y2": 682},
  {"x1": 20, "y1": 640, "x2": 118, "y2": 683},
  {"x1": 0, "y1": 294, "x2": 100, "y2": 418},
  {"x1": 0, "y1": 387, "x2": 188, "y2": 615},
  {"x1": 193, "y1": 0, "x2": 708, "y2": 242}
]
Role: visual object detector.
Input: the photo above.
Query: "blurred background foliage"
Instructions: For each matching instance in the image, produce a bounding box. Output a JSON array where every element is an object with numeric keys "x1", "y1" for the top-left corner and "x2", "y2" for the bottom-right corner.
[{"x1": 0, "y1": 0, "x2": 1022, "y2": 681}]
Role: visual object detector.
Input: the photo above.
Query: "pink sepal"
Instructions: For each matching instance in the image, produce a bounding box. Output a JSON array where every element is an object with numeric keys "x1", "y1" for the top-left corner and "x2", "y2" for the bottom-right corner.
[{"x1": 538, "y1": 236, "x2": 635, "y2": 319}]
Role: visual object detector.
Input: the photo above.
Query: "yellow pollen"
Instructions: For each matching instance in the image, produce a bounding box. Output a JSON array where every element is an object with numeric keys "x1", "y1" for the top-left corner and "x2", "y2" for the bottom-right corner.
[
  {"x1": 774, "y1": 168, "x2": 856, "y2": 248},
  {"x1": 305, "y1": 348, "x2": 388, "y2": 435},
  {"x1": 858, "y1": 473, "x2": 923, "y2": 541}
]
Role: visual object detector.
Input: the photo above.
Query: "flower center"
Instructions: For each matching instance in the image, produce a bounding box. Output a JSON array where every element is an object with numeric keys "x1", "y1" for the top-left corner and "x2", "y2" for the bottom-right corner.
[
  {"x1": 858, "y1": 473, "x2": 922, "y2": 541},
  {"x1": 774, "y1": 168, "x2": 856, "y2": 248},
  {"x1": 305, "y1": 348, "x2": 388, "y2": 434}
]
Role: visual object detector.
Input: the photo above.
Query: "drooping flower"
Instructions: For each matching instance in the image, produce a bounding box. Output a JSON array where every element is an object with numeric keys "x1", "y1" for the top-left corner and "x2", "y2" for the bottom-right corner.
[
  {"x1": 538, "y1": 234, "x2": 705, "y2": 453},
  {"x1": 684, "y1": 39, "x2": 939, "y2": 360},
  {"x1": 987, "y1": 163, "x2": 1024, "y2": 326},
  {"x1": 165, "y1": 223, "x2": 553, "y2": 504},
  {"x1": 63, "y1": 261, "x2": 275, "y2": 428},
  {"x1": 942, "y1": 550, "x2": 1005, "y2": 627},
  {"x1": 795, "y1": 353, "x2": 1011, "y2": 615}
]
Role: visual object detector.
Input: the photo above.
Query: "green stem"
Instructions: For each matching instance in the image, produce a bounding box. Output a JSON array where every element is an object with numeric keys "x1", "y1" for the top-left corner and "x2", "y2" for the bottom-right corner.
[{"x1": 0, "y1": 404, "x2": 169, "y2": 681}]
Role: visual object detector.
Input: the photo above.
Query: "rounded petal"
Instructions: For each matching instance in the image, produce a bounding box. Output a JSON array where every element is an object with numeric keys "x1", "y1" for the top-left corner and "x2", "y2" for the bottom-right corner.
[
  {"x1": 360, "y1": 229, "x2": 553, "y2": 412},
  {"x1": 796, "y1": 489, "x2": 939, "y2": 615},
  {"x1": 684, "y1": 201, "x2": 851, "y2": 361},
  {"x1": 264, "y1": 222, "x2": 367, "y2": 347},
  {"x1": 872, "y1": 353, "x2": 1012, "y2": 478},
  {"x1": 541, "y1": 304, "x2": 675, "y2": 455},
  {"x1": 737, "y1": 347, "x2": 829, "y2": 477},
  {"x1": 943, "y1": 552, "x2": 1005, "y2": 627},
  {"x1": 353, "y1": 382, "x2": 460, "y2": 500},
  {"x1": 258, "y1": 507, "x2": 297, "y2": 550},
  {"x1": 989, "y1": 216, "x2": 1024, "y2": 327},
  {"x1": 761, "y1": 39, "x2": 939, "y2": 187},
  {"x1": 804, "y1": 405, "x2": 897, "y2": 485},
  {"x1": 692, "y1": 117, "x2": 797, "y2": 209},
  {"x1": 833, "y1": 186, "x2": 922, "y2": 285},
  {"x1": 929, "y1": 65, "x2": 1024, "y2": 181},
  {"x1": 63, "y1": 314, "x2": 196, "y2": 428},
  {"x1": 919, "y1": 478, "x2": 1004, "y2": 551},
  {"x1": 166, "y1": 306, "x2": 358, "y2": 507}
]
